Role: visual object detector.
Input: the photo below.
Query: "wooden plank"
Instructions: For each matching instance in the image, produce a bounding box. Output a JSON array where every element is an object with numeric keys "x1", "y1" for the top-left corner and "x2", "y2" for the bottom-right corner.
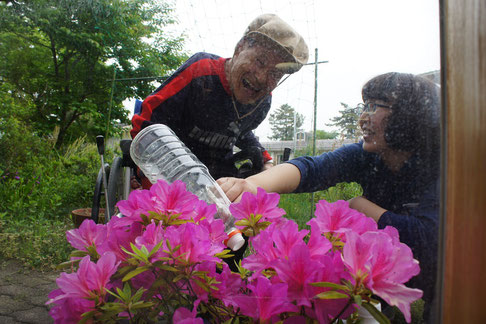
[{"x1": 443, "y1": 0, "x2": 486, "y2": 322}]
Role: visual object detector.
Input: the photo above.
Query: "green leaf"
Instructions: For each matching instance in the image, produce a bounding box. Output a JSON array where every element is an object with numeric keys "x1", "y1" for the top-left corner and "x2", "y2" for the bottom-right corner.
[
  {"x1": 311, "y1": 281, "x2": 348, "y2": 291},
  {"x1": 159, "y1": 264, "x2": 179, "y2": 272},
  {"x1": 56, "y1": 259, "x2": 80, "y2": 270},
  {"x1": 123, "y1": 266, "x2": 149, "y2": 281},
  {"x1": 116, "y1": 265, "x2": 137, "y2": 277},
  {"x1": 105, "y1": 288, "x2": 123, "y2": 301},
  {"x1": 353, "y1": 294, "x2": 362, "y2": 306},
  {"x1": 140, "y1": 245, "x2": 150, "y2": 256},
  {"x1": 235, "y1": 219, "x2": 250, "y2": 227},
  {"x1": 172, "y1": 274, "x2": 185, "y2": 283},
  {"x1": 361, "y1": 302, "x2": 391, "y2": 324},
  {"x1": 252, "y1": 213, "x2": 263, "y2": 223},
  {"x1": 315, "y1": 291, "x2": 349, "y2": 300},
  {"x1": 132, "y1": 287, "x2": 146, "y2": 302},
  {"x1": 79, "y1": 310, "x2": 96, "y2": 324},
  {"x1": 194, "y1": 278, "x2": 211, "y2": 292},
  {"x1": 148, "y1": 240, "x2": 164, "y2": 257},
  {"x1": 122, "y1": 283, "x2": 132, "y2": 298},
  {"x1": 215, "y1": 249, "x2": 234, "y2": 259},
  {"x1": 70, "y1": 250, "x2": 88, "y2": 258},
  {"x1": 130, "y1": 301, "x2": 155, "y2": 310}
]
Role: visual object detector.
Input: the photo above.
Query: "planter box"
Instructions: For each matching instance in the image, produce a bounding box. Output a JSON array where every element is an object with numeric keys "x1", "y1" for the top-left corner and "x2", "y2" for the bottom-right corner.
[{"x1": 71, "y1": 208, "x2": 105, "y2": 228}]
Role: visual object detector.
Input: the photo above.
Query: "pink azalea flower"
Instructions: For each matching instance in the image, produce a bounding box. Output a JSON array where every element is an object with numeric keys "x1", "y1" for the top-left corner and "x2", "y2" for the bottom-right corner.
[
  {"x1": 173, "y1": 299, "x2": 204, "y2": 324},
  {"x1": 343, "y1": 231, "x2": 422, "y2": 322},
  {"x1": 66, "y1": 219, "x2": 107, "y2": 252},
  {"x1": 196, "y1": 217, "x2": 227, "y2": 250},
  {"x1": 116, "y1": 180, "x2": 200, "y2": 225},
  {"x1": 310, "y1": 252, "x2": 355, "y2": 323},
  {"x1": 234, "y1": 275, "x2": 298, "y2": 321},
  {"x1": 242, "y1": 225, "x2": 280, "y2": 273},
  {"x1": 184, "y1": 200, "x2": 227, "y2": 248},
  {"x1": 116, "y1": 189, "x2": 155, "y2": 225},
  {"x1": 212, "y1": 263, "x2": 245, "y2": 308},
  {"x1": 307, "y1": 222, "x2": 332, "y2": 259},
  {"x1": 149, "y1": 179, "x2": 200, "y2": 220},
  {"x1": 135, "y1": 221, "x2": 166, "y2": 260},
  {"x1": 47, "y1": 252, "x2": 120, "y2": 323},
  {"x1": 192, "y1": 199, "x2": 218, "y2": 223},
  {"x1": 230, "y1": 187, "x2": 286, "y2": 225},
  {"x1": 271, "y1": 221, "x2": 309, "y2": 259},
  {"x1": 98, "y1": 217, "x2": 144, "y2": 262},
  {"x1": 164, "y1": 223, "x2": 222, "y2": 264},
  {"x1": 273, "y1": 241, "x2": 321, "y2": 307},
  {"x1": 308, "y1": 200, "x2": 377, "y2": 240},
  {"x1": 47, "y1": 289, "x2": 94, "y2": 324}
]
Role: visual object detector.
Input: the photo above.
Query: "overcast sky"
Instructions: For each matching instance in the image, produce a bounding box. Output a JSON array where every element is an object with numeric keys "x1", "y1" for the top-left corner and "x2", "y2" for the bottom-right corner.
[{"x1": 135, "y1": 0, "x2": 441, "y2": 141}]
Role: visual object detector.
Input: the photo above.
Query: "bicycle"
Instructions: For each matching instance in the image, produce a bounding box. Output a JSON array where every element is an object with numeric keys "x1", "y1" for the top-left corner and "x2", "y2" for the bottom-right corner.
[{"x1": 91, "y1": 136, "x2": 135, "y2": 223}]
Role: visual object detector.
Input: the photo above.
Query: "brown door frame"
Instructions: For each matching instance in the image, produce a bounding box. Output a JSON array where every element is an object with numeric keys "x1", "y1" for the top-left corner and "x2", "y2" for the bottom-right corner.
[{"x1": 440, "y1": 0, "x2": 486, "y2": 322}]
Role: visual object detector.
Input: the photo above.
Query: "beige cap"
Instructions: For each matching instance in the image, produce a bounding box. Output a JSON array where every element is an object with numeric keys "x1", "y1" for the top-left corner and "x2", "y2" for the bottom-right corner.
[{"x1": 244, "y1": 13, "x2": 309, "y2": 73}]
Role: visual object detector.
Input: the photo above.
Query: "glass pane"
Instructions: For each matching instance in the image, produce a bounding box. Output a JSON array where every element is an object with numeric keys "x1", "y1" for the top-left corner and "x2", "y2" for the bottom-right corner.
[
  {"x1": 176, "y1": 1, "x2": 441, "y2": 323},
  {"x1": 0, "y1": 0, "x2": 440, "y2": 323}
]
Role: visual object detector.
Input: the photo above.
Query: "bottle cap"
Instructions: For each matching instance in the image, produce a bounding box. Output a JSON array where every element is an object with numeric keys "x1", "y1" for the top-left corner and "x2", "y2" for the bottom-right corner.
[{"x1": 224, "y1": 229, "x2": 245, "y2": 251}]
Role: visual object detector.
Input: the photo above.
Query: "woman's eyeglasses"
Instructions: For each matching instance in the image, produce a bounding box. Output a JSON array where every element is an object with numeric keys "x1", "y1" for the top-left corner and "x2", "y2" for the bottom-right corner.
[{"x1": 358, "y1": 102, "x2": 392, "y2": 114}]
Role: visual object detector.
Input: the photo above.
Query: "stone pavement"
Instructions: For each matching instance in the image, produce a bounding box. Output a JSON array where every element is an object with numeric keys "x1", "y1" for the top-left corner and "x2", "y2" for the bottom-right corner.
[{"x1": 0, "y1": 260, "x2": 59, "y2": 324}]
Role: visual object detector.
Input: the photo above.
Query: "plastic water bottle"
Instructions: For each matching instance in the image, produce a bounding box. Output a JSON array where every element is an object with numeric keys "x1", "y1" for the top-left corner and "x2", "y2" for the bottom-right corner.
[{"x1": 130, "y1": 124, "x2": 245, "y2": 251}]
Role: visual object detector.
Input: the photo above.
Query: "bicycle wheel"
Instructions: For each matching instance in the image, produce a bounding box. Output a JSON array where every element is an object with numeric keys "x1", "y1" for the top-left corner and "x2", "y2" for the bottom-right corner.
[
  {"x1": 107, "y1": 156, "x2": 125, "y2": 221},
  {"x1": 91, "y1": 163, "x2": 110, "y2": 224}
]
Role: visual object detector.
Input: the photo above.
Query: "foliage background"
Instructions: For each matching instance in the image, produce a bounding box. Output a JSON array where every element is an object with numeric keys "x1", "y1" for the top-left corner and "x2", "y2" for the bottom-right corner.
[
  {"x1": 0, "y1": 0, "x2": 187, "y2": 148},
  {"x1": 0, "y1": 0, "x2": 188, "y2": 269}
]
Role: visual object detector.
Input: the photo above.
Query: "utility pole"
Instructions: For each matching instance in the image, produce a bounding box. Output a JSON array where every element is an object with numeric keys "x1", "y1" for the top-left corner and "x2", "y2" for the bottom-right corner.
[
  {"x1": 310, "y1": 48, "x2": 319, "y2": 219},
  {"x1": 293, "y1": 110, "x2": 297, "y2": 158}
]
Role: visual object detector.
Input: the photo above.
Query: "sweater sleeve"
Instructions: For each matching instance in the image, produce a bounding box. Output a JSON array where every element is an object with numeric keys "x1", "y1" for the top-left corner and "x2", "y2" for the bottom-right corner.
[
  {"x1": 287, "y1": 142, "x2": 364, "y2": 193},
  {"x1": 377, "y1": 180, "x2": 439, "y2": 302}
]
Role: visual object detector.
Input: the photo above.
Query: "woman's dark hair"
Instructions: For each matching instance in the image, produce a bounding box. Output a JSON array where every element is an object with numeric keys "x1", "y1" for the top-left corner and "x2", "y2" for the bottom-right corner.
[{"x1": 362, "y1": 72, "x2": 440, "y2": 169}]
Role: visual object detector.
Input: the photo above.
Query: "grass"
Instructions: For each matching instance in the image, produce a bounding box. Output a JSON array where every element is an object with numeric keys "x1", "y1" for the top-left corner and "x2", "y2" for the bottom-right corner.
[
  {"x1": 278, "y1": 182, "x2": 363, "y2": 228},
  {"x1": 0, "y1": 215, "x2": 74, "y2": 270}
]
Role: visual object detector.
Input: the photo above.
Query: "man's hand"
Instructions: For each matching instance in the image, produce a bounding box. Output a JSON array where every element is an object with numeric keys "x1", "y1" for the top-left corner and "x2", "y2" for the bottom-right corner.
[
  {"x1": 130, "y1": 176, "x2": 142, "y2": 190},
  {"x1": 217, "y1": 177, "x2": 258, "y2": 203}
]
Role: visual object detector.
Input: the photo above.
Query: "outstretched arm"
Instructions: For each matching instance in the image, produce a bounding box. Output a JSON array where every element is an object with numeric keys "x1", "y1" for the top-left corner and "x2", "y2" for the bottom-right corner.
[
  {"x1": 217, "y1": 163, "x2": 301, "y2": 202},
  {"x1": 348, "y1": 196, "x2": 387, "y2": 222}
]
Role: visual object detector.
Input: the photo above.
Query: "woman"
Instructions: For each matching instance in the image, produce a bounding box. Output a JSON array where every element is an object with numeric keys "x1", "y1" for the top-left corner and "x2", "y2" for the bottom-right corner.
[{"x1": 217, "y1": 72, "x2": 440, "y2": 321}]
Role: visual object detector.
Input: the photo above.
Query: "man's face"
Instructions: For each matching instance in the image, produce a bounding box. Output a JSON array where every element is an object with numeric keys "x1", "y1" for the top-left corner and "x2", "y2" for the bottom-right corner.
[{"x1": 227, "y1": 40, "x2": 287, "y2": 104}]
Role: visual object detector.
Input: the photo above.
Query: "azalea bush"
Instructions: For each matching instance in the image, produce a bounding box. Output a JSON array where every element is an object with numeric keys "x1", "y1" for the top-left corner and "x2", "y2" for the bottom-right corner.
[{"x1": 47, "y1": 179, "x2": 422, "y2": 323}]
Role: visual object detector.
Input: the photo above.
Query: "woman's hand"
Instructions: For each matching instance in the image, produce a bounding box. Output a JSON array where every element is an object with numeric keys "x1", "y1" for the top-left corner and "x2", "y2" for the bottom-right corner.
[{"x1": 217, "y1": 177, "x2": 258, "y2": 203}]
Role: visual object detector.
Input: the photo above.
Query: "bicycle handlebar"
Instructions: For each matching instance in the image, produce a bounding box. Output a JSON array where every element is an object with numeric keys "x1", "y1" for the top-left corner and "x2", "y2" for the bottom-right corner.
[{"x1": 96, "y1": 135, "x2": 105, "y2": 155}]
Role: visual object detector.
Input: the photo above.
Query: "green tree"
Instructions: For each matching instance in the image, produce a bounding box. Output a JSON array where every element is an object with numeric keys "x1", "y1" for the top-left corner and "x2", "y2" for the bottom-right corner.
[
  {"x1": 314, "y1": 129, "x2": 338, "y2": 139},
  {"x1": 0, "y1": 0, "x2": 187, "y2": 148},
  {"x1": 269, "y1": 104, "x2": 304, "y2": 141},
  {"x1": 326, "y1": 102, "x2": 362, "y2": 140}
]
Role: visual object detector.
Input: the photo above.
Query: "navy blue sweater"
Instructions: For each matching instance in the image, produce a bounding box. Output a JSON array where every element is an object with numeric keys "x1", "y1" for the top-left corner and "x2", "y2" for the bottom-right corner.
[
  {"x1": 132, "y1": 52, "x2": 272, "y2": 179},
  {"x1": 288, "y1": 142, "x2": 439, "y2": 307}
]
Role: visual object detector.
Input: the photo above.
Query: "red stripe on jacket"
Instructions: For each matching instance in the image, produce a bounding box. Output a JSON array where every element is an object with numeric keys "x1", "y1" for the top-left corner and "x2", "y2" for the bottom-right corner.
[{"x1": 131, "y1": 57, "x2": 229, "y2": 139}]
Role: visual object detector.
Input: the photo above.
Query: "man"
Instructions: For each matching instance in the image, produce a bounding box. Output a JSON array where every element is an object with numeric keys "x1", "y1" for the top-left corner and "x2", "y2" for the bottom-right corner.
[{"x1": 131, "y1": 14, "x2": 308, "y2": 183}]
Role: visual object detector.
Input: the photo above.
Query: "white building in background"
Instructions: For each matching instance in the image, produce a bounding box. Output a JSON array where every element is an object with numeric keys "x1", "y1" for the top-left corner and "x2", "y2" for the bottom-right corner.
[{"x1": 262, "y1": 136, "x2": 355, "y2": 164}]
